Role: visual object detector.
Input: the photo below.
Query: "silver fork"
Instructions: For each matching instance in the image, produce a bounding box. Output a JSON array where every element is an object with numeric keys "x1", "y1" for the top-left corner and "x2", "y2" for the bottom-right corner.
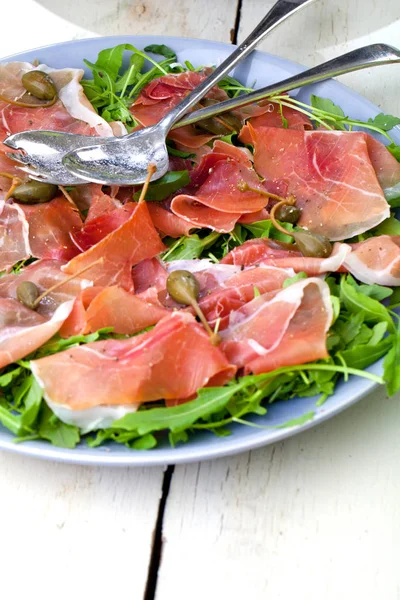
[
  {"x1": 6, "y1": 44, "x2": 400, "y2": 185},
  {"x1": 4, "y1": 0, "x2": 316, "y2": 186}
]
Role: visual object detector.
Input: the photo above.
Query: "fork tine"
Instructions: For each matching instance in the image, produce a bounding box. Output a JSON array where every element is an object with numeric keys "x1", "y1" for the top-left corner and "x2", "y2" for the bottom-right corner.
[
  {"x1": 6, "y1": 152, "x2": 30, "y2": 166},
  {"x1": 15, "y1": 165, "x2": 50, "y2": 182}
]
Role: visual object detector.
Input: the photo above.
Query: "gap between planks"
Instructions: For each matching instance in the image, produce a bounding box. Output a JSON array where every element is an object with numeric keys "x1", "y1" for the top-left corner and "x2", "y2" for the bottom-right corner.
[{"x1": 142, "y1": 3, "x2": 243, "y2": 597}]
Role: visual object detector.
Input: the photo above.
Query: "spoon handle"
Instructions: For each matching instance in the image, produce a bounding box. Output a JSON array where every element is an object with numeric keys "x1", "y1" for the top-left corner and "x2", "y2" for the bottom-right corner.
[
  {"x1": 152, "y1": 0, "x2": 317, "y2": 132},
  {"x1": 173, "y1": 43, "x2": 400, "y2": 129}
]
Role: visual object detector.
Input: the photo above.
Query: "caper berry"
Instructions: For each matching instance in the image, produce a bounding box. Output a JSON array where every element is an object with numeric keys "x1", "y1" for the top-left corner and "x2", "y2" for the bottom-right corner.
[
  {"x1": 166, "y1": 270, "x2": 200, "y2": 305},
  {"x1": 293, "y1": 230, "x2": 332, "y2": 258},
  {"x1": 274, "y1": 204, "x2": 302, "y2": 225},
  {"x1": 21, "y1": 71, "x2": 57, "y2": 101},
  {"x1": 16, "y1": 281, "x2": 40, "y2": 310},
  {"x1": 12, "y1": 181, "x2": 58, "y2": 204}
]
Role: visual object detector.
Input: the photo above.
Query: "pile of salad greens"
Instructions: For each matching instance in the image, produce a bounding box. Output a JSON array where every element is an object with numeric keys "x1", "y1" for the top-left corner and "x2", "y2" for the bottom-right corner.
[{"x1": 0, "y1": 42, "x2": 399, "y2": 450}]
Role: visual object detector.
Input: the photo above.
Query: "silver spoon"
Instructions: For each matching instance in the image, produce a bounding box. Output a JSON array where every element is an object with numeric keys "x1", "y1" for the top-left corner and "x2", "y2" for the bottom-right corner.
[
  {"x1": 5, "y1": 0, "x2": 316, "y2": 186},
  {"x1": 5, "y1": 43, "x2": 400, "y2": 186}
]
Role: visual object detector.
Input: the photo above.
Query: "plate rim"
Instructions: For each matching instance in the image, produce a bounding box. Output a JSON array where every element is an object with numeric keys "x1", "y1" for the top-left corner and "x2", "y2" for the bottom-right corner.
[{"x1": 0, "y1": 34, "x2": 391, "y2": 466}]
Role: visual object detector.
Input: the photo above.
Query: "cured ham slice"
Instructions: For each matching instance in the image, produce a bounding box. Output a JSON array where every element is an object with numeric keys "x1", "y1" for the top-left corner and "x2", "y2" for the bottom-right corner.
[
  {"x1": 130, "y1": 71, "x2": 228, "y2": 148},
  {"x1": 239, "y1": 102, "x2": 312, "y2": 145},
  {"x1": 147, "y1": 202, "x2": 194, "y2": 237},
  {"x1": 59, "y1": 287, "x2": 102, "y2": 338},
  {"x1": 221, "y1": 238, "x2": 351, "y2": 275},
  {"x1": 0, "y1": 202, "x2": 31, "y2": 272},
  {"x1": 198, "y1": 265, "x2": 293, "y2": 330},
  {"x1": 31, "y1": 312, "x2": 236, "y2": 418},
  {"x1": 170, "y1": 144, "x2": 274, "y2": 233},
  {"x1": 365, "y1": 135, "x2": 400, "y2": 201},
  {"x1": 84, "y1": 285, "x2": 170, "y2": 334},
  {"x1": 0, "y1": 298, "x2": 74, "y2": 369},
  {"x1": 132, "y1": 258, "x2": 168, "y2": 294},
  {"x1": 20, "y1": 196, "x2": 82, "y2": 261},
  {"x1": 64, "y1": 202, "x2": 165, "y2": 291},
  {"x1": 344, "y1": 235, "x2": 400, "y2": 286},
  {"x1": 71, "y1": 204, "x2": 135, "y2": 252},
  {"x1": 0, "y1": 259, "x2": 92, "y2": 318},
  {"x1": 220, "y1": 278, "x2": 332, "y2": 374},
  {"x1": 248, "y1": 126, "x2": 391, "y2": 240},
  {"x1": 85, "y1": 185, "x2": 122, "y2": 222},
  {"x1": 0, "y1": 62, "x2": 118, "y2": 141}
]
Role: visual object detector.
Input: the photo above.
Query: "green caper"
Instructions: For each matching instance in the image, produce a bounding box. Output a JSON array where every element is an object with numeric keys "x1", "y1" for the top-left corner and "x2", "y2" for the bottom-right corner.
[
  {"x1": 12, "y1": 181, "x2": 58, "y2": 204},
  {"x1": 21, "y1": 71, "x2": 57, "y2": 101},
  {"x1": 166, "y1": 270, "x2": 200, "y2": 305},
  {"x1": 16, "y1": 281, "x2": 40, "y2": 310},
  {"x1": 293, "y1": 230, "x2": 332, "y2": 258},
  {"x1": 274, "y1": 204, "x2": 302, "y2": 225},
  {"x1": 194, "y1": 98, "x2": 242, "y2": 136}
]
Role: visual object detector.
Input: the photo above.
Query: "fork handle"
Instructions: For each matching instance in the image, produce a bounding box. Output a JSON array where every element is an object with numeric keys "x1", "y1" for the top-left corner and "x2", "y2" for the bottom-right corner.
[
  {"x1": 172, "y1": 43, "x2": 400, "y2": 129},
  {"x1": 144, "y1": 0, "x2": 316, "y2": 133}
]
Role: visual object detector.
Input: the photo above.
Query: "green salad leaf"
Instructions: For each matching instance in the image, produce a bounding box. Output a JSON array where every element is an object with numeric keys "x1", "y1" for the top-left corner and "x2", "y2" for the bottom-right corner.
[
  {"x1": 133, "y1": 170, "x2": 190, "y2": 201},
  {"x1": 144, "y1": 44, "x2": 177, "y2": 60},
  {"x1": 368, "y1": 113, "x2": 400, "y2": 131}
]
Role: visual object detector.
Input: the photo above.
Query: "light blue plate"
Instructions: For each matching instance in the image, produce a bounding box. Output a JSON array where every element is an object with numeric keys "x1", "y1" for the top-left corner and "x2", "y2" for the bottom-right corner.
[{"x1": 0, "y1": 36, "x2": 397, "y2": 466}]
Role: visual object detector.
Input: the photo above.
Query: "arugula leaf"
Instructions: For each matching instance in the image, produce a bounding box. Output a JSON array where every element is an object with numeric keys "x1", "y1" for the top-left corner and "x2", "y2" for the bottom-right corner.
[
  {"x1": 372, "y1": 215, "x2": 400, "y2": 237},
  {"x1": 133, "y1": 170, "x2": 190, "y2": 201},
  {"x1": 276, "y1": 411, "x2": 315, "y2": 428},
  {"x1": 144, "y1": 44, "x2": 177, "y2": 60},
  {"x1": 19, "y1": 377, "x2": 42, "y2": 428},
  {"x1": 340, "y1": 277, "x2": 395, "y2": 331},
  {"x1": 388, "y1": 142, "x2": 400, "y2": 162},
  {"x1": 383, "y1": 319, "x2": 400, "y2": 396},
  {"x1": 283, "y1": 272, "x2": 308, "y2": 288},
  {"x1": 114, "y1": 384, "x2": 245, "y2": 435},
  {"x1": 38, "y1": 404, "x2": 80, "y2": 449},
  {"x1": 162, "y1": 231, "x2": 220, "y2": 261},
  {"x1": 368, "y1": 113, "x2": 400, "y2": 131},
  {"x1": 310, "y1": 95, "x2": 346, "y2": 130},
  {"x1": 166, "y1": 144, "x2": 195, "y2": 159},
  {"x1": 340, "y1": 338, "x2": 393, "y2": 370},
  {"x1": 345, "y1": 274, "x2": 393, "y2": 301},
  {"x1": 243, "y1": 219, "x2": 295, "y2": 243}
]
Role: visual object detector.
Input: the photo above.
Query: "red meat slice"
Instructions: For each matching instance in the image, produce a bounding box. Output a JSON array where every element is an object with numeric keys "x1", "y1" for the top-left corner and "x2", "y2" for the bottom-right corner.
[
  {"x1": 31, "y1": 312, "x2": 236, "y2": 411},
  {"x1": 220, "y1": 278, "x2": 332, "y2": 374},
  {"x1": 239, "y1": 101, "x2": 312, "y2": 145},
  {"x1": 248, "y1": 126, "x2": 391, "y2": 240},
  {"x1": 344, "y1": 235, "x2": 400, "y2": 286}
]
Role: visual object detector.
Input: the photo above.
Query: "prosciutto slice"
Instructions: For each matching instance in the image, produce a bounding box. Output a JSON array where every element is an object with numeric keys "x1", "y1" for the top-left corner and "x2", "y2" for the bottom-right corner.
[
  {"x1": 248, "y1": 126, "x2": 391, "y2": 240},
  {"x1": 221, "y1": 238, "x2": 351, "y2": 275},
  {"x1": 170, "y1": 142, "x2": 275, "y2": 233},
  {"x1": 20, "y1": 196, "x2": 82, "y2": 261},
  {"x1": 31, "y1": 312, "x2": 236, "y2": 416},
  {"x1": 0, "y1": 202, "x2": 31, "y2": 272},
  {"x1": 64, "y1": 202, "x2": 165, "y2": 291},
  {"x1": 344, "y1": 235, "x2": 400, "y2": 286},
  {"x1": 220, "y1": 278, "x2": 332, "y2": 374},
  {"x1": 0, "y1": 298, "x2": 74, "y2": 369},
  {"x1": 147, "y1": 202, "x2": 194, "y2": 237},
  {"x1": 130, "y1": 71, "x2": 228, "y2": 148},
  {"x1": 198, "y1": 265, "x2": 293, "y2": 330},
  {"x1": 239, "y1": 102, "x2": 312, "y2": 145}
]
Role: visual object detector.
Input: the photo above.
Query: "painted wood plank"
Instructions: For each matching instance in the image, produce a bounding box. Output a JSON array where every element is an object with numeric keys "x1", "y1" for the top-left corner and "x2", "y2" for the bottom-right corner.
[
  {"x1": 238, "y1": 0, "x2": 400, "y2": 113},
  {"x1": 157, "y1": 387, "x2": 400, "y2": 600},
  {"x1": 0, "y1": 452, "x2": 165, "y2": 600},
  {"x1": 34, "y1": 0, "x2": 238, "y2": 42}
]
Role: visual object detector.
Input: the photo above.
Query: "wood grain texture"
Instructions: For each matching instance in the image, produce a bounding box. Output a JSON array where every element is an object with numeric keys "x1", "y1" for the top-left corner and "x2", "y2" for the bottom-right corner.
[
  {"x1": 0, "y1": 452, "x2": 165, "y2": 600},
  {"x1": 157, "y1": 387, "x2": 400, "y2": 600},
  {"x1": 35, "y1": 0, "x2": 238, "y2": 41},
  {"x1": 239, "y1": 0, "x2": 400, "y2": 113}
]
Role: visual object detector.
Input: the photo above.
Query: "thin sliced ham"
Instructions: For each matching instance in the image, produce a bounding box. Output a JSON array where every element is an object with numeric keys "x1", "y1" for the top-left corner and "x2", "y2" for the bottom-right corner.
[
  {"x1": 85, "y1": 185, "x2": 122, "y2": 222},
  {"x1": 198, "y1": 265, "x2": 293, "y2": 330},
  {"x1": 220, "y1": 278, "x2": 332, "y2": 374},
  {"x1": 221, "y1": 237, "x2": 351, "y2": 275},
  {"x1": 248, "y1": 126, "x2": 391, "y2": 240},
  {"x1": 365, "y1": 135, "x2": 400, "y2": 202},
  {"x1": 0, "y1": 259, "x2": 92, "y2": 318},
  {"x1": 170, "y1": 144, "x2": 275, "y2": 233},
  {"x1": 84, "y1": 285, "x2": 170, "y2": 334},
  {"x1": 64, "y1": 202, "x2": 165, "y2": 291},
  {"x1": 0, "y1": 298, "x2": 74, "y2": 369},
  {"x1": 239, "y1": 102, "x2": 313, "y2": 145},
  {"x1": 31, "y1": 312, "x2": 237, "y2": 417},
  {"x1": 59, "y1": 287, "x2": 102, "y2": 338},
  {"x1": 20, "y1": 196, "x2": 82, "y2": 261},
  {"x1": 0, "y1": 201, "x2": 31, "y2": 272},
  {"x1": 132, "y1": 258, "x2": 168, "y2": 294},
  {"x1": 130, "y1": 71, "x2": 228, "y2": 148},
  {"x1": 71, "y1": 204, "x2": 135, "y2": 252},
  {"x1": 147, "y1": 202, "x2": 194, "y2": 237},
  {"x1": 344, "y1": 235, "x2": 400, "y2": 286}
]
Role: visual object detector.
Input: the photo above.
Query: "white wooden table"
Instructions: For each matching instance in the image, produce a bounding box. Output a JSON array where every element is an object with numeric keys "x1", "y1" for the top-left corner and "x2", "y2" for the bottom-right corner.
[{"x1": 1, "y1": 2, "x2": 400, "y2": 599}]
